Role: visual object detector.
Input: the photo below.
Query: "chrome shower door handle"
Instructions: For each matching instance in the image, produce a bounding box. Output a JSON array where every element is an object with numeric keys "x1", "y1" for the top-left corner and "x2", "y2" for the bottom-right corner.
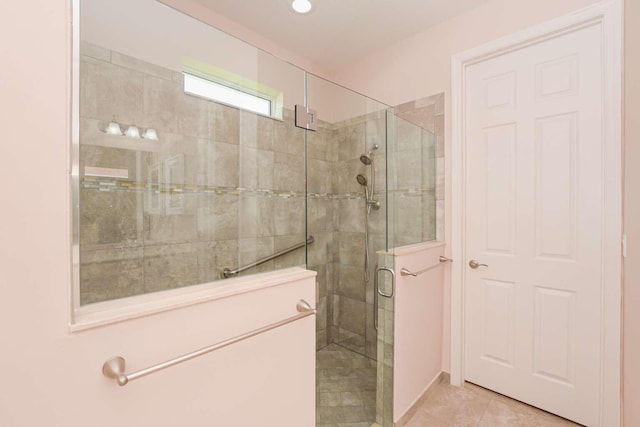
[
  {"x1": 469, "y1": 260, "x2": 489, "y2": 269},
  {"x1": 376, "y1": 267, "x2": 395, "y2": 298}
]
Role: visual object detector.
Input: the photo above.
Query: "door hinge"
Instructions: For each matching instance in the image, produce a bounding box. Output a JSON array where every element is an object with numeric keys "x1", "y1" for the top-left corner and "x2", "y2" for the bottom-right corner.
[{"x1": 295, "y1": 104, "x2": 318, "y2": 131}]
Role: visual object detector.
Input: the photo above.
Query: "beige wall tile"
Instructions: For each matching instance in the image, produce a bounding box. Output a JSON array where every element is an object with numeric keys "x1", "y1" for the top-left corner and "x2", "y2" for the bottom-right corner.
[
  {"x1": 274, "y1": 198, "x2": 305, "y2": 235},
  {"x1": 176, "y1": 94, "x2": 209, "y2": 138},
  {"x1": 197, "y1": 139, "x2": 239, "y2": 188},
  {"x1": 240, "y1": 111, "x2": 274, "y2": 150},
  {"x1": 337, "y1": 264, "x2": 366, "y2": 301},
  {"x1": 196, "y1": 193, "x2": 239, "y2": 240},
  {"x1": 79, "y1": 251, "x2": 143, "y2": 304},
  {"x1": 237, "y1": 195, "x2": 275, "y2": 238},
  {"x1": 273, "y1": 151, "x2": 305, "y2": 192},
  {"x1": 143, "y1": 243, "x2": 198, "y2": 293},
  {"x1": 308, "y1": 198, "x2": 335, "y2": 233},
  {"x1": 143, "y1": 75, "x2": 179, "y2": 133},
  {"x1": 338, "y1": 199, "x2": 366, "y2": 233},
  {"x1": 239, "y1": 146, "x2": 274, "y2": 190},
  {"x1": 337, "y1": 231, "x2": 366, "y2": 267},
  {"x1": 209, "y1": 102, "x2": 240, "y2": 144},
  {"x1": 338, "y1": 123, "x2": 366, "y2": 161},
  {"x1": 79, "y1": 189, "x2": 139, "y2": 246},
  {"x1": 307, "y1": 232, "x2": 334, "y2": 266},
  {"x1": 308, "y1": 158, "x2": 333, "y2": 194}
]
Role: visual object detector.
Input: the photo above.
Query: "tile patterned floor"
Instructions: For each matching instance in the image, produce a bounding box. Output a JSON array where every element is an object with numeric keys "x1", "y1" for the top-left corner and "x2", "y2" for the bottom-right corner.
[
  {"x1": 316, "y1": 344, "x2": 377, "y2": 427},
  {"x1": 316, "y1": 344, "x2": 583, "y2": 427},
  {"x1": 403, "y1": 380, "x2": 584, "y2": 427}
]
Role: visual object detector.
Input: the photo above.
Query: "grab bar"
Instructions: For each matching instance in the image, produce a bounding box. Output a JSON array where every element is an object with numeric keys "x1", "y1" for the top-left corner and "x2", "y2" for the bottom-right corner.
[
  {"x1": 222, "y1": 236, "x2": 314, "y2": 278},
  {"x1": 400, "y1": 256, "x2": 453, "y2": 277},
  {"x1": 102, "y1": 299, "x2": 316, "y2": 387}
]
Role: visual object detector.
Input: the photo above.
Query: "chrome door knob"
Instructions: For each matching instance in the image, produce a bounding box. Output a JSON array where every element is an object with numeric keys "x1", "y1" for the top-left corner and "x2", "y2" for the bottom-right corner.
[{"x1": 469, "y1": 260, "x2": 488, "y2": 269}]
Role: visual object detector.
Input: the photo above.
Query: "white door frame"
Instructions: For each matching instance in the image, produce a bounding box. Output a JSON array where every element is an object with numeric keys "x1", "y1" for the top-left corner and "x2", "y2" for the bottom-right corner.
[{"x1": 450, "y1": 1, "x2": 622, "y2": 425}]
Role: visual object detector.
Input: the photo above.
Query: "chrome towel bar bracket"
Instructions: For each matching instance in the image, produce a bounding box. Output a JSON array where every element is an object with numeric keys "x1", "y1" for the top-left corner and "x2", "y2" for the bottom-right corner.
[{"x1": 102, "y1": 299, "x2": 316, "y2": 387}]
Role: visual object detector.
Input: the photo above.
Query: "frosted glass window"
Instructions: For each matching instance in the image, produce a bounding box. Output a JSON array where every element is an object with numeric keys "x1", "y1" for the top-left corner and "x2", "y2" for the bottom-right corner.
[{"x1": 183, "y1": 72, "x2": 272, "y2": 116}]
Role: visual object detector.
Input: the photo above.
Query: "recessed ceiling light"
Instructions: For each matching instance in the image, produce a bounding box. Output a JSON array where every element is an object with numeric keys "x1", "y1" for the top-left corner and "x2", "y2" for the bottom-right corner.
[{"x1": 291, "y1": 0, "x2": 312, "y2": 14}]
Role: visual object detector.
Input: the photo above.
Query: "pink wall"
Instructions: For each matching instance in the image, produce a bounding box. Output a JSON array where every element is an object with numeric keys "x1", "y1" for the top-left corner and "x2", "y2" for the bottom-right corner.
[
  {"x1": 0, "y1": 2, "x2": 317, "y2": 426},
  {"x1": 329, "y1": 0, "x2": 601, "y2": 106},
  {"x1": 623, "y1": 0, "x2": 640, "y2": 425},
  {"x1": 159, "y1": 0, "x2": 330, "y2": 79},
  {"x1": 393, "y1": 243, "x2": 446, "y2": 421}
]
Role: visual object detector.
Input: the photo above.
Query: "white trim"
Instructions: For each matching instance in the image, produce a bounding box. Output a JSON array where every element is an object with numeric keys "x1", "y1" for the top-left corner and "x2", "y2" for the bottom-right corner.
[
  {"x1": 450, "y1": 1, "x2": 622, "y2": 426},
  {"x1": 71, "y1": 267, "x2": 316, "y2": 332}
]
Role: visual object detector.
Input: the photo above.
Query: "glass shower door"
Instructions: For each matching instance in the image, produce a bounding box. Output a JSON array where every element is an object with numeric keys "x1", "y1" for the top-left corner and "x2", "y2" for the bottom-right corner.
[{"x1": 306, "y1": 73, "x2": 392, "y2": 426}]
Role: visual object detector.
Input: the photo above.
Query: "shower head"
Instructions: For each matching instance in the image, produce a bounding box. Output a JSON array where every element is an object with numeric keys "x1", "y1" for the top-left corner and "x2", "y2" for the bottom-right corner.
[
  {"x1": 356, "y1": 174, "x2": 368, "y2": 186},
  {"x1": 360, "y1": 154, "x2": 372, "y2": 165},
  {"x1": 359, "y1": 144, "x2": 379, "y2": 165}
]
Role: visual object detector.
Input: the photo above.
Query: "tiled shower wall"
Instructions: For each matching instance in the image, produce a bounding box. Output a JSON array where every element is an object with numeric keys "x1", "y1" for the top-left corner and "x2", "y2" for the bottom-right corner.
[
  {"x1": 325, "y1": 113, "x2": 388, "y2": 358},
  {"x1": 79, "y1": 42, "x2": 308, "y2": 304},
  {"x1": 395, "y1": 94, "x2": 445, "y2": 242},
  {"x1": 309, "y1": 111, "x2": 388, "y2": 356}
]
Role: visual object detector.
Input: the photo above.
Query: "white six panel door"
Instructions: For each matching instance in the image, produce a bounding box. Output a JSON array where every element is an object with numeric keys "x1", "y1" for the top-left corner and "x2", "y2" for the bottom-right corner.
[{"x1": 464, "y1": 23, "x2": 603, "y2": 426}]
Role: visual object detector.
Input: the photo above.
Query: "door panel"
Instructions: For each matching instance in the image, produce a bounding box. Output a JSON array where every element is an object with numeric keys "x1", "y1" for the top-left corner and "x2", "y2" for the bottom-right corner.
[
  {"x1": 480, "y1": 279, "x2": 515, "y2": 367},
  {"x1": 484, "y1": 124, "x2": 516, "y2": 255},
  {"x1": 464, "y1": 23, "x2": 603, "y2": 426},
  {"x1": 535, "y1": 113, "x2": 577, "y2": 260}
]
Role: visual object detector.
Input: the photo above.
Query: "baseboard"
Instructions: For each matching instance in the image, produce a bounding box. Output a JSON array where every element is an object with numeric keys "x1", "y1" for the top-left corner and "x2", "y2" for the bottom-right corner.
[{"x1": 394, "y1": 371, "x2": 450, "y2": 427}]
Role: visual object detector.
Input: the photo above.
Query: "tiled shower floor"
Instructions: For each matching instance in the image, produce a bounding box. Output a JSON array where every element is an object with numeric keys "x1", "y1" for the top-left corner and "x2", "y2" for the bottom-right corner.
[{"x1": 316, "y1": 344, "x2": 377, "y2": 426}]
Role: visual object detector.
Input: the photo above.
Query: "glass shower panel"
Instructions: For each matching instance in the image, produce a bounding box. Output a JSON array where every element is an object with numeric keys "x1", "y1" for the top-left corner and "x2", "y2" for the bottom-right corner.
[
  {"x1": 77, "y1": 0, "x2": 306, "y2": 305},
  {"x1": 389, "y1": 116, "x2": 437, "y2": 249}
]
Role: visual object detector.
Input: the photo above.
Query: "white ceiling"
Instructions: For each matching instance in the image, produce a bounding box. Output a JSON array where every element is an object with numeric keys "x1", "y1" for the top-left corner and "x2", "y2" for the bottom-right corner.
[{"x1": 192, "y1": 0, "x2": 491, "y2": 71}]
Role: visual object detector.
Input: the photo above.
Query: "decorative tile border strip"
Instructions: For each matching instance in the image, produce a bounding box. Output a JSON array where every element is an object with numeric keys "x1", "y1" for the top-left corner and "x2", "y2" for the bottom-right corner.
[{"x1": 81, "y1": 178, "x2": 434, "y2": 200}]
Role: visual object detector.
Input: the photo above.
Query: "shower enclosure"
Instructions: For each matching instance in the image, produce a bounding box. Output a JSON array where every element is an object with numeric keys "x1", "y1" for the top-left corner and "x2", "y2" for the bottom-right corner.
[{"x1": 76, "y1": 1, "x2": 436, "y2": 425}]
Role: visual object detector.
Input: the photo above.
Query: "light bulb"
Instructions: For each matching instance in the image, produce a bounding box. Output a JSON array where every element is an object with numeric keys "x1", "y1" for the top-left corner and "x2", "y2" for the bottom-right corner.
[
  {"x1": 105, "y1": 121, "x2": 122, "y2": 135},
  {"x1": 143, "y1": 128, "x2": 158, "y2": 141},
  {"x1": 292, "y1": 0, "x2": 312, "y2": 14},
  {"x1": 125, "y1": 125, "x2": 141, "y2": 139}
]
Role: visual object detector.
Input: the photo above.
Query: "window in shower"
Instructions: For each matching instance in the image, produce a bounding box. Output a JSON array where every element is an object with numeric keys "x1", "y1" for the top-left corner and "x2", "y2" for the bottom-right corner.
[
  {"x1": 181, "y1": 57, "x2": 285, "y2": 120},
  {"x1": 184, "y1": 72, "x2": 272, "y2": 116}
]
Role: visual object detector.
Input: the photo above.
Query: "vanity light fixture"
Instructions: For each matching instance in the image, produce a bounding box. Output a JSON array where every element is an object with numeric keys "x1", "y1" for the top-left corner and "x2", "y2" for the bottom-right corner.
[
  {"x1": 291, "y1": 0, "x2": 312, "y2": 14},
  {"x1": 102, "y1": 119, "x2": 159, "y2": 141}
]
